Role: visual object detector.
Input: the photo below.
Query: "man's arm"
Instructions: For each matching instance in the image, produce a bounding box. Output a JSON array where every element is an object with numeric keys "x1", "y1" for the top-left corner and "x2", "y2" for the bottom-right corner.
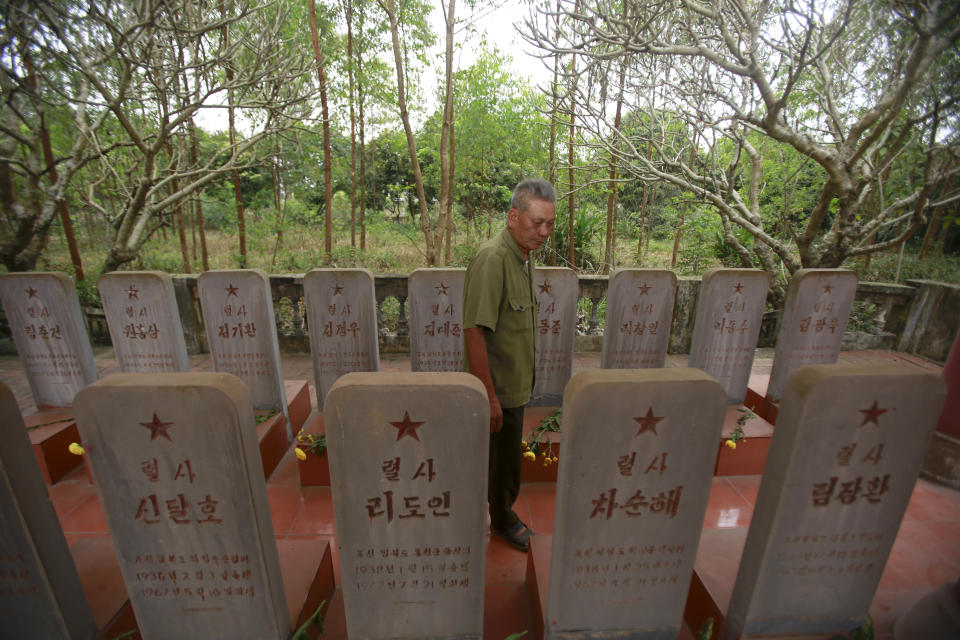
[{"x1": 464, "y1": 326, "x2": 503, "y2": 433}]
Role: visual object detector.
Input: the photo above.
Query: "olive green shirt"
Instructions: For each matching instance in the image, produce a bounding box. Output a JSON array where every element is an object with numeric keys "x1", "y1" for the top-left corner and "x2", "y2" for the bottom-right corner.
[{"x1": 462, "y1": 228, "x2": 537, "y2": 408}]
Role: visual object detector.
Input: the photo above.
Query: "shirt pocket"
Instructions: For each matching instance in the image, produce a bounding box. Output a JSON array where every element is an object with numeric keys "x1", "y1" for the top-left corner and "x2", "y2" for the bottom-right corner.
[{"x1": 500, "y1": 291, "x2": 533, "y2": 332}]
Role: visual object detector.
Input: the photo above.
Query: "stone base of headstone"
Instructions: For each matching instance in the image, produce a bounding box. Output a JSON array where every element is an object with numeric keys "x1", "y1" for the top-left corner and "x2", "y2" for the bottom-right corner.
[
  {"x1": 87, "y1": 538, "x2": 335, "y2": 640},
  {"x1": 285, "y1": 379, "x2": 311, "y2": 433},
  {"x1": 527, "y1": 534, "x2": 698, "y2": 640},
  {"x1": 25, "y1": 407, "x2": 83, "y2": 483},
  {"x1": 743, "y1": 374, "x2": 779, "y2": 424},
  {"x1": 69, "y1": 536, "x2": 134, "y2": 639},
  {"x1": 714, "y1": 406, "x2": 774, "y2": 477},
  {"x1": 296, "y1": 409, "x2": 331, "y2": 487},
  {"x1": 920, "y1": 431, "x2": 960, "y2": 490},
  {"x1": 521, "y1": 406, "x2": 563, "y2": 483}
]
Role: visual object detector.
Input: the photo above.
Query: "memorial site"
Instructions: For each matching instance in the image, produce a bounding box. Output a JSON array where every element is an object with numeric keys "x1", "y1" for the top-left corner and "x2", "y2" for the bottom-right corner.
[{"x1": 2, "y1": 0, "x2": 959, "y2": 638}]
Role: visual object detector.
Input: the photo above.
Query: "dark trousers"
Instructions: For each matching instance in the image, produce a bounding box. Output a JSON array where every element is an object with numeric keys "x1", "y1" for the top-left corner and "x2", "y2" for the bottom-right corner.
[{"x1": 489, "y1": 405, "x2": 524, "y2": 532}]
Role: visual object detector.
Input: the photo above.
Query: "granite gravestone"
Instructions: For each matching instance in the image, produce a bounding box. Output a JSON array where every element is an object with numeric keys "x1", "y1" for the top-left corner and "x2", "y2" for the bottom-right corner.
[
  {"x1": 73, "y1": 373, "x2": 290, "y2": 640},
  {"x1": 303, "y1": 269, "x2": 379, "y2": 409},
  {"x1": 325, "y1": 372, "x2": 489, "y2": 639},
  {"x1": 98, "y1": 271, "x2": 190, "y2": 374},
  {"x1": 545, "y1": 369, "x2": 726, "y2": 639},
  {"x1": 532, "y1": 267, "x2": 578, "y2": 406},
  {"x1": 688, "y1": 269, "x2": 770, "y2": 404},
  {"x1": 408, "y1": 269, "x2": 465, "y2": 372},
  {"x1": 0, "y1": 381, "x2": 98, "y2": 640},
  {"x1": 197, "y1": 270, "x2": 286, "y2": 415},
  {"x1": 0, "y1": 273, "x2": 96, "y2": 408},
  {"x1": 601, "y1": 269, "x2": 678, "y2": 369},
  {"x1": 725, "y1": 365, "x2": 947, "y2": 640},
  {"x1": 765, "y1": 269, "x2": 858, "y2": 402}
]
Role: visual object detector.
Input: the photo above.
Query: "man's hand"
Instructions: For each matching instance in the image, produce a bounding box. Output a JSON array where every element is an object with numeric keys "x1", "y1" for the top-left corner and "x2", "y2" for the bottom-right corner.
[{"x1": 464, "y1": 326, "x2": 502, "y2": 433}]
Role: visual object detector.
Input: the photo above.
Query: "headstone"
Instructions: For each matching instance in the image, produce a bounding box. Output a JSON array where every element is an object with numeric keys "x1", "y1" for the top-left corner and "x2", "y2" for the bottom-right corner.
[
  {"x1": 197, "y1": 270, "x2": 285, "y2": 413},
  {"x1": 765, "y1": 269, "x2": 857, "y2": 402},
  {"x1": 532, "y1": 267, "x2": 578, "y2": 406},
  {"x1": 545, "y1": 369, "x2": 726, "y2": 638},
  {"x1": 725, "y1": 365, "x2": 947, "y2": 640},
  {"x1": 303, "y1": 268, "x2": 379, "y2": 409},
  {"x1": 98, "y1": 271, "x2": 190, "y2": 374},
  {"x1": 0, "y1": 273, "x2": 96, "y2": 408},
  {"x1": 601, "y1": 269, "x2": 677, "y2": 369},
  {"x1": 688, "y1": 269, "x2": 769, "y2": 404},
  {"x1": 0, "y1": 381, "x2": 98, "y2": 640},
  {"x1": 73, "y1": 373, "x2": 290, "y2": 639},
  {"x1": 408, "y1": 268, "x2": 465, "y2": 372},
  {"x1": 325, "y1": 372, "x2": 489, "y2": 639}
]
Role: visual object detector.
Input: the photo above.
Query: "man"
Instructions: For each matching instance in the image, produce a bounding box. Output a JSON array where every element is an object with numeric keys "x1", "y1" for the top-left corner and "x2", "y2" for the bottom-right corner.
[{"x1": 462, "y1": 178, "x2": 556, "y2": 552}]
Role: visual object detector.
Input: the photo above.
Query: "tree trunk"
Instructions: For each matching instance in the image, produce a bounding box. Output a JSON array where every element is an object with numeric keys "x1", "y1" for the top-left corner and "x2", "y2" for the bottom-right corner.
[
  {"x1": 344, "y1": 0, "x2": 358, "y2": 248},
  {"x1": 547, "y1": 0, "x2": 561, "y2": 266},
  {"x1": 357, "y1": 0, "x2": 368, "y2": 251},
  {"x1": 310, "y1": 0, "x2": 334, "y2": 260},
  {"x1": 221, "y1": 1, "x2": 246, "y2": 267},
  {"x1": 567, "y1": 44, "x2": 577, "y2": 268},
  {"x1": 383, "y1": 0, "x2": 438, "y2": 265},
  {"x1": 603, "y1": 52, "x2": 627, "y2": 274},
  {"x1": 189, "y1": 120, "x2": 210, "y2": 271},
  {"x1": 439, "y1": 0, "x2": 457, "y2": 266}
]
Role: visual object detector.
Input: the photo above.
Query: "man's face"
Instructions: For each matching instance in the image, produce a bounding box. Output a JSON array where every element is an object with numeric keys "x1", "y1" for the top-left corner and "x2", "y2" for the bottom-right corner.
[{"x1": 507, "y1": 198, "x2": 556, "y2": 258}]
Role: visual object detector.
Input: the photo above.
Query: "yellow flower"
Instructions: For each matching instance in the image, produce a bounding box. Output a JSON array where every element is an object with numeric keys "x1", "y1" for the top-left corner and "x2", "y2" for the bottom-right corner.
[
  {"x1": 295, "y1": 448, "x2": 307, "y2": 461},
  {"x1": 523, "y1": 451, "x2": 536, "y2": 462},
  {"x1": 68, "y1": 442, "x2": 85, "y2": 456},
  {"x1": 724, "y1": 439, "x2": 737, "y2": 450},
  {"x1": 552, "y1": 457, "x2": 559, "y2": 463},
  {"x1": 521, "y1": 440, "x2": 527, "y2": 448}
]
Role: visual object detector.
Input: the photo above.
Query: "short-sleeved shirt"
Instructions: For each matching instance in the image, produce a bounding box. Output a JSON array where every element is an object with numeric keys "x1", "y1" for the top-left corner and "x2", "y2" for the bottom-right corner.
[{"x1": 462, "y1": 228, "x2": 537, "y2": 408}]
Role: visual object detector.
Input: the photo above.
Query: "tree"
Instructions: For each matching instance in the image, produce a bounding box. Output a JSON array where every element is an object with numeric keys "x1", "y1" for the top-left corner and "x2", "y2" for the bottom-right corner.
[
  {"x1": 309, "y1": 0, "x2": 335, "y2": 260},
  {"x1": 525, "y1": 0, "x2": 960, "y2": 290}
]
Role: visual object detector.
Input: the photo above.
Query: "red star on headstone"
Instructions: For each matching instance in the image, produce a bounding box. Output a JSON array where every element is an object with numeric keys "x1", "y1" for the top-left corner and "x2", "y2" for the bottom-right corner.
[
  {"x1": 638, "y1": 282, "x2": 652, "y2": 295},
  {"x1": 140, "y1": 412, "x2": 175, "y2": 441},
  {"x1": 332, "y1": 284, "x2": 344, "y2": 295},
  {"x1": 823, "y1": 284, "x2": 834, "y2": 294},
  {"x1": 225, "y1": 284, "x2": 239, "y2": 297},
  {"x1": 858, "y1": 401, "x2": 888, "y2": 428},
  {"x1": 435, "y1": 282, "x2": 449, "y2": 296},
  {"x1": 538, "y1": 281, "x2": 552, "y2": 294},
  {"x1": 127, "y1": 286, "x2": 139, "y2": 299},
  {"x1": 390, "y1": 411, "x2": 425, "y2": 442},
  {"x1": 25, "y1": 287, "x2": 38, "y2": 298},
  {"x1": 634, "y1": 407, "x2": 664, "y2": 437},
  {"x1": 733, "y1": 282, "x2": 744, "y2": 294}
]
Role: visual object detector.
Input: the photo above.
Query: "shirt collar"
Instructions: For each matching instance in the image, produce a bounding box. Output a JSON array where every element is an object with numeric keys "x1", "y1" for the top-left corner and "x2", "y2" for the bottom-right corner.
[{"x1": 499, "y1": 228, "x2": 527, "y2": 264}]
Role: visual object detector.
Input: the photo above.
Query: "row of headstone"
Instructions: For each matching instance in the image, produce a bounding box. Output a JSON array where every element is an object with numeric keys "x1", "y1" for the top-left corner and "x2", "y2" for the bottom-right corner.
[
  {"x1": 528, "y1": 363, "x2": 946, "y2": 639},
  {"x1": 0, "y1": 267, "x2": 860, "y2": 417}
]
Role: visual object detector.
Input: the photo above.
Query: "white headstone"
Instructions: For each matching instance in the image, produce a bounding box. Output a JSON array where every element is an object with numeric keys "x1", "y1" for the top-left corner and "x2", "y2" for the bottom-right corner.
[
  {"x1": 408, "y1": 269, "x2": 465, "y2": 372},
  {"x1": 73, "y1": 373, "x2": 290, "y2": 640},
  {"x1": 546, "y1": 369, "x2": 726, "y2": 638},
  {"x1": 98, "y1": 271, "x2": 190, "y2": 374},
  {"x1": 325, "y1": 372, "x2": 489, "y2": 640},
  {"x1": 766, "y1": 269, "x2": 858, "y2": 402},
  {"x1": 725, "y1": 365, "x2": 947, "y2": 639},
  {"x1": 303, "y1": 269, "x2": 379, "y2": 409},
  {"x1": 0, "y1": 273, "x2": 97, "y2": 408},
  {"x1": 532, "y1": 267, "x2": 578, "y2": 406},
  {"x1": 0, "y1": 381, "x2": 98, "y2": 640},
  {"x1": 197, "y1": 270, "x2": 285, "y2": 413},
  {"x1": 601, "y1": 269, "x2": 677, "y2": 369},
  {"x1": 688, "y1": 269, "x2": 770, "y2": 404}
]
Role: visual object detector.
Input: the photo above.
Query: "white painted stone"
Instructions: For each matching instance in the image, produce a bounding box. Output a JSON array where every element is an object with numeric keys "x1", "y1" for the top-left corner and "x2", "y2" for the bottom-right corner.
[
  {"x1": 98, "y1": 271, "x2": 190, "y2": 374},
  {"x1": 73, "y1": 373, "x2": 289, "y2": 640},
  {"x1": 325, "y1": 372, "x2": 489, "y2": 640},
  {"x1": 303, "y1": 269, "x2": 379, "y2": 409},
  {"x1": 546, "y1": 369, "x2": 726, "y2": 639},
  {"x1": 0, "y1": 273, "x2": 96, "y2": 408},
  {"x1": 197, "y1": 270, "x2": 285, "y2": 413},
  {"x1": 688, "y1": 269, "x2": 770, "y2": 404},
  {"x1": 532, "y1": 267, "x2": 578, "y2": 406},
  {"x1": 408, "y1": 269, "x2": 466, "y2": 372},
  {"x1": 726, "y1": 365, "x2": 947, "y2": 640},
  {"x1": 766, "y1": 269, "x2": 858, "y2": 402},
  {"x1": 601, "y1": 269, "x2": 677, "y2": 369},
  {"x1": 0, "y1": 381, "x2": 97, "y2": 640}
]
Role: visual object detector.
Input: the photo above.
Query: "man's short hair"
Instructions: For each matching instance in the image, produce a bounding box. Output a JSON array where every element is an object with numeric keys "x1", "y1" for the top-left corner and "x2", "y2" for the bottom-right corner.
[{"x1": 511, "y1": 178, "x2": 556, "y2": 213}]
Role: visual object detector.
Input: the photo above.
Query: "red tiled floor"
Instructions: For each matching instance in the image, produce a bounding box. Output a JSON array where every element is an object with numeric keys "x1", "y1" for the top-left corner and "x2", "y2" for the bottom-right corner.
[
  {"x1": 520, "y1": 483, "x2": 557, "y2": 534},
  {"x1": 725, "y1": 474, "x2": 761, "y2": 506},
  {"x1": 288, "y1": 487, "x2": 337, "y2": 535},
  {"x1": 486, "y1": 534, "x2": 529, "y2": 585},
  {"x1": 59, "y1": 494, "x2": 109, "y2": 533},
  {"x1": 484, "y1": 583, "x2": 535, "y2": 640},
  {"x1": 701, "y1": 478, "x2": 754, "y2": 529},
  {"x1": 267, "y1": 483, "x2": 306, "y2": 536}
]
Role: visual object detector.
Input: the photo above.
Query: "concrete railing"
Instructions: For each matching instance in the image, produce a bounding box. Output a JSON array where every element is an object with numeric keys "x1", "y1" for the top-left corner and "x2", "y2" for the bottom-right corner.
[{"x1": 68, "y1": 272, "x2": 957, "y2": 362}]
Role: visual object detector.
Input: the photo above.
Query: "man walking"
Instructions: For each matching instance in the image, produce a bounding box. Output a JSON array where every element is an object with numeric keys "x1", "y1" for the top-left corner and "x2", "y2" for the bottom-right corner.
[{"x1": 462, "y1": 178, "x2": 557, "y2": 551}]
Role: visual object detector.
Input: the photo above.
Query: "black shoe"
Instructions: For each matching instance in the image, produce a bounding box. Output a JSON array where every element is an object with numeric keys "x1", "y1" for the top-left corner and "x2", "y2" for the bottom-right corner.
[{"x1": 492, "y1": 520, "x2": 534, "y2": 552}]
